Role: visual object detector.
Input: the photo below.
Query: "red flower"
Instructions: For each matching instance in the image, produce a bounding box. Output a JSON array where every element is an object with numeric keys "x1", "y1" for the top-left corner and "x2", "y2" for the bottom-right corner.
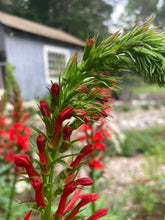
[
  {"x1": 75, "y1": 177, "x2": 93, "y2": 186},
  {"x1": 16, "y1": 135, "x2": 29, "y2": 151},
  {"x1": 30, "y1": 178, "x2": 45, "y2": 208},
  {"x1": 79, "y1": 124, "x2": 91, "y2": 132},
  {"x1": 87, "y1": 208, "x2": 108, "y2": 220},
  {"x1": 39, "y1": 100, "x2": 50, "y2": 118},
  {"x1": 8, "y1": 123, "x2": 31, "y2": 152},
  {"x1": 94, "y1": 142, "x2": 106, "y2": 151},
  {"x1": 54, "y1": 181, "x2": 77, "y2": 218},
  {"x1": 14, "y1": 154, "x2": 39, "y2": 177},
  {"x1": 24, "y1": 210, "x2": 32, "y2": 220},
  {"x1": 89, "y1": 159, "x2": 104, "y2": 170},
  {"x1": 70, "y1": 144, "x2": 94, "y2": 169},
  {"x1": 65, "y1": 193, "x2": 98, "y2": 220},
  {"x1": 92, "y1": 132, "x2": 103, "y2": 141},
  {"x1": 5, "y1": 152, "x2": 15, "y2": 162},
  {"x1": 64, "y1": 187, "x2": 83, "y2": 213},
  {"x1": 0, "y1": 129, "x2": 6, "y2": 137}
]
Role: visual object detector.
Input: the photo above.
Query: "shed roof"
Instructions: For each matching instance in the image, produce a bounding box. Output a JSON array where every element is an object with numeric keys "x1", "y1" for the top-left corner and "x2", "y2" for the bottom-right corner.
[{"x1": 0, "y1": 11, "x2": 85, "y2": 47}]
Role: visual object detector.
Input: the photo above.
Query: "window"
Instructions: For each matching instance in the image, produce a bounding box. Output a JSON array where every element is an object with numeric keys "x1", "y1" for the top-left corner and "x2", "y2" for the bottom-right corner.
[{"x1": 43, "y1": 46, "x2": 70, "y2": 83}]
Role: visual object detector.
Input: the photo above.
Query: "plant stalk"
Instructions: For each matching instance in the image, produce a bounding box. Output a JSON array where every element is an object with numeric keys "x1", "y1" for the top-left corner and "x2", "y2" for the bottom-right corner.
[
  {"x1": 91, "y1": 167, "x2": 96, "y2": 214},
  {"x1": 6, "y1": 168, "x2": 17, "y2": 220}
]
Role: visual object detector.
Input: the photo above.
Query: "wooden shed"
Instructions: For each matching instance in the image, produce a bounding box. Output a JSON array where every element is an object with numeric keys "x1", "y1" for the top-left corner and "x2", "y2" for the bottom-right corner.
[{"x1": 0, "y1": 11, "x2": 85, "y2": 100}]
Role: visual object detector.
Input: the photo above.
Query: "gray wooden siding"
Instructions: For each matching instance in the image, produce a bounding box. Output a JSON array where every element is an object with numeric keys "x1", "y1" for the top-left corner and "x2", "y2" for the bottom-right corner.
[
  {"x1": 0, "y1": 26, "x2": 5, "y2": 51},
  {"x1": 4, "y1": 32, "x2": 80, "y2": 100}
]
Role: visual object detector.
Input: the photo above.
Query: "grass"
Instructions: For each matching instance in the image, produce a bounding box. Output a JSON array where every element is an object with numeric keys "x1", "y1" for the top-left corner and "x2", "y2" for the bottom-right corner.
[{"x1": 132, "y1": 84, "x2": 165, "y2": 96}]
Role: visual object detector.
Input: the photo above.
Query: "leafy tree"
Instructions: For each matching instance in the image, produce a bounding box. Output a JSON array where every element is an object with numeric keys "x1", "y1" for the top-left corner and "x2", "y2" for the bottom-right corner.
[
  {"x1": 120, "y1": 0, "x2": 165, "y2": 29},
  {"x1": 155, "y1": 0, "x2": 165, "y2": 28},
  {"x1": 0, "y1": 0, "x2": 113, "y2": 40}
]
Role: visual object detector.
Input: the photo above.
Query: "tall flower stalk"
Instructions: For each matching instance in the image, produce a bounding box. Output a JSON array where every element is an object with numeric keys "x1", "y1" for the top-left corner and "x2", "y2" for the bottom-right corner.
[
  {"x1": 13, "y1": 20, "x2": 165, "y2": 219},
  {"x1": 0, "y1": 64, "x2": 31, "y2": 220}
]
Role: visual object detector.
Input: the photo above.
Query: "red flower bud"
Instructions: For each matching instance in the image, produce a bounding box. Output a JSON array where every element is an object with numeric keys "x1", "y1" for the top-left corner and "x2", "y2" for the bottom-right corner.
[
  {"x1": 58, "y1": 107, "x2": 73, "y2": 123},
  {"x1": 87, "y1": 39, "x2": 94, "y2": 47},
  {"x1": 50, "y1": 107, "x2": 73, "y2": 148},
  {"x1": 31, "y1": 177, "x2": 42, "y2": 191},
  {"x1": 97, "y1": 97, "x2": 109, "y2": 103},
  {"x1": 51, "y1": 83, "x2": 60, "y2": 97},
  {"x1": 79, "y1": 193, "x2": 99, "y2": 202},
  {"x1": 14, "y1": 154, "x2": 31, "y2": 168},
  {"x1": 64, "y1": 187, "x2": 83, "y2": 213},
  {"x1": 76, "y1": 178, "x2": 93, "y2": 186},
  {"x1": 87, "y1": 208, "x2": 108, "y2": 220},
  {"x1": 60, "y1": 126, "x2": 72, "y2": 153},
  {"x1": 63, "y1": 181, "x2": 77, "y2": 197},
  {"x1": 30, "y1": 178, "x2": 45, "y2": 208},
  {"x1": 91, "y1": 113, "x2": 100, "y2": 121},
  {"x1": 14, "y1": 154, "x2": 39, "y2": 177},
  {"x1": 36, "y1": 134, "x2": 45, "y2": 152},
  {"x1": 80, "y1": 144, "x2": 94, "y2": 156},
  {"x1": 64, "y1": 126, "x2": 72, "y2": 137},
  {"x1": 84, "y1": 116, "x2": 90, "y2": 123},
  {"x1": 39, "y1": 100, "x2": 50, "y2": 118},
  {"x1": 99, "y1": 110, "x2": 108, "y2": 118},
  {"x1": 36, "y1": 134, "x2": 48, "y2": 169},
  {"x1": 76, "y1": 85, "x2": 87, "y2": 93},
  {"x1": 73, "y1": 109, "x2": 87, "y2": 118}
]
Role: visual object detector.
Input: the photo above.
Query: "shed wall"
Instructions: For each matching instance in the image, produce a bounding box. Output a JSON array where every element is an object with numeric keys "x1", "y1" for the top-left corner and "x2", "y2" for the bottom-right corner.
[
  {"x1": 4, "y1": 32, "x2": 81, "y2": 100},
  {"x1": 0, "y1": 26, "x2": 5, "y2": 51}
]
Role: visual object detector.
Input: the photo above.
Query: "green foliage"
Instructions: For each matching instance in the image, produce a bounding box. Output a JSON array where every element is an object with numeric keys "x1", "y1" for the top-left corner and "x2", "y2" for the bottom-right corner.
[
  {"x1": 79, "y1": 194, "x2": 134, "y2": 220},
  {"x1": 115, "y1": 126, "x2": 165, "y2": 156},
  {"x1": 130, "y1": 182, "x2": 157, "y2": 213},
  {"x1": 129, "y1": 144, "x2": 165, "y2": 217},
  {"x1": 79, "y1": 20, "x2": 165, "y2": 86},
  {"x1": 141, "y1": 104, "x2": 150, "y2": 110},
  {"x1": 132, "y1": 84, "x2": 165, "y2": 96},
  {"x1": 119, "y1": 104, "x2": 131, "y2": 112},
  {"x1": 0, "y1": 176, "x2": 28, "y2": 219}
]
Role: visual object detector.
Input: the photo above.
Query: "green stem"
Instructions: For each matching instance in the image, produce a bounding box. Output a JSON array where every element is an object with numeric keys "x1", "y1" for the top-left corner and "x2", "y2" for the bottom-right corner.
[
  {"x1": 41, "y1": 166, "x2": 54, "y2": 220},
  {"x1": 91, "y1": 167, "x2": 96, "y2": 214},
  {"x1": 41, "y1": 150, "x2": 58, "y2": 220},
  {"x1": 6, "y1": 169, "x2": 17, "y2": 220}
]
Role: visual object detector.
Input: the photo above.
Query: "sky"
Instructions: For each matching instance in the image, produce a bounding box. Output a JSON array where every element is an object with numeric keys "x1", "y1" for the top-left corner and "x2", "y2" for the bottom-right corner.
[
  {"x1": 111, "y1": 0, "x2": 127, "y2": 23},
  {"x1": 107, "y1": 0, "x2": 127, "y2": 33}
]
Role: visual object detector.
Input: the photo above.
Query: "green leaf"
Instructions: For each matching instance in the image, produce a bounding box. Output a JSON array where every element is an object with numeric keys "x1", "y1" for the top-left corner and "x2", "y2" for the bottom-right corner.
[
  {"x1": 51, "y1": 159, "x2": 72, "y2": 169},
  {"x1": 0, "y1": 164, "x2": 12, "y2": 175}
]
